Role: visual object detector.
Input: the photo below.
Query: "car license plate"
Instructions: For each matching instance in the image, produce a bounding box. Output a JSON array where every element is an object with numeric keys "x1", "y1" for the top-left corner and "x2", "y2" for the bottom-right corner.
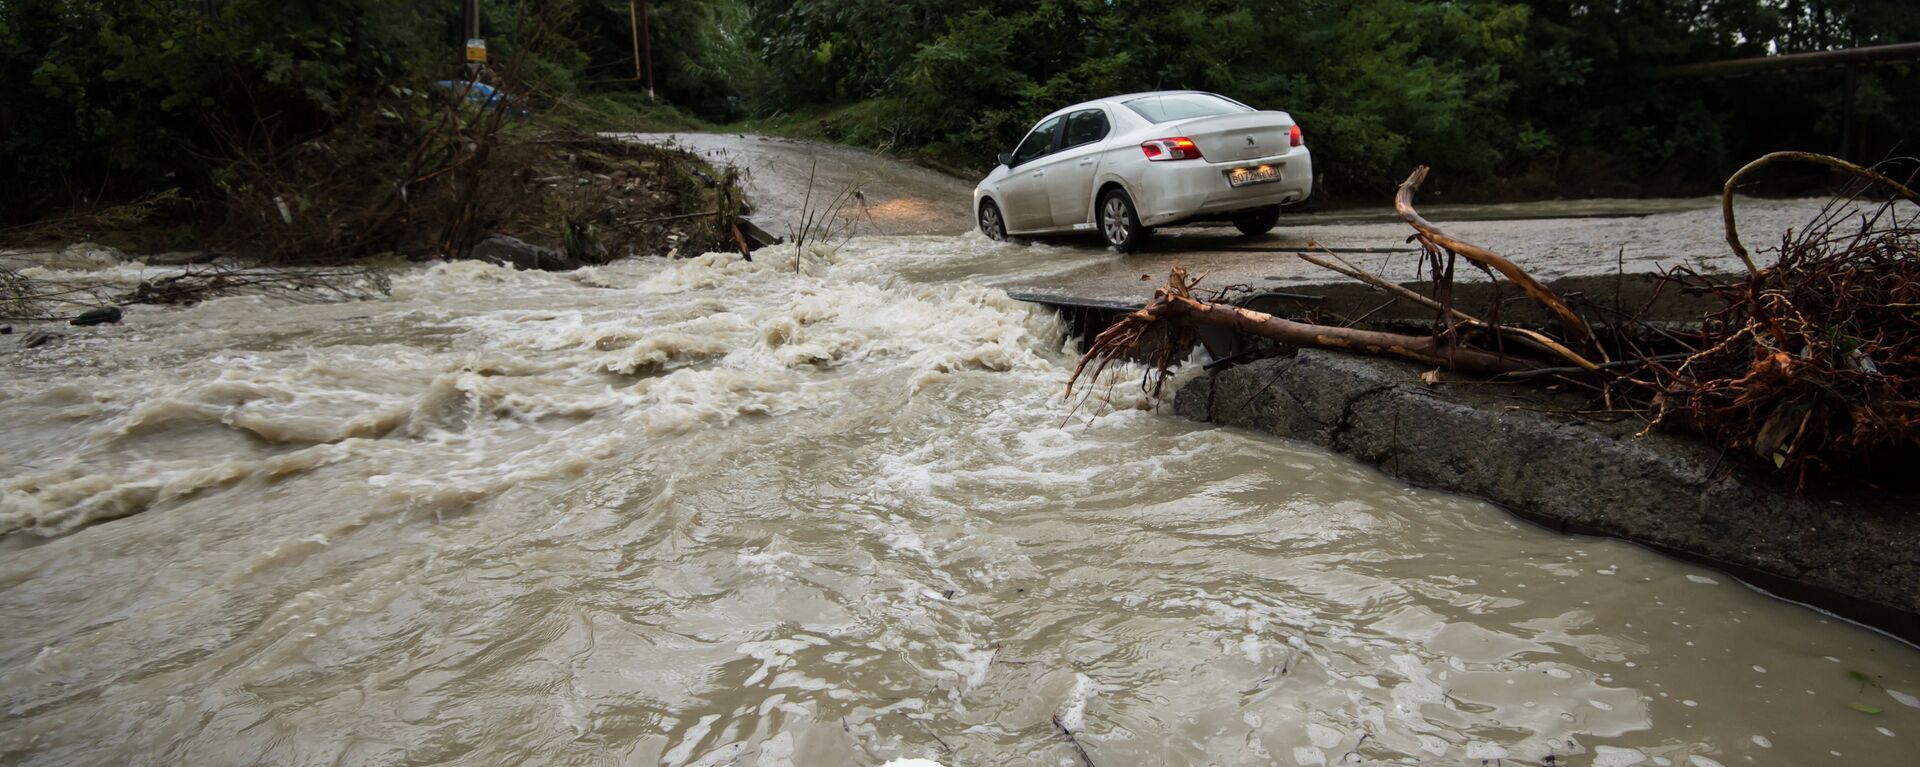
[{"x1": 1226, "y1": 164, "x2": 1282, "y2": 188}]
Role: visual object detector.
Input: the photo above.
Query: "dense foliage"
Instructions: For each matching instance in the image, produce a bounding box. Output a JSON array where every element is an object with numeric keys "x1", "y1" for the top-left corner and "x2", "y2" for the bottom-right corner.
[
  {"x1": 2, "y1": 0, "x2": 1916, "y2": 224},
  {"x1": 738, "y1": 0, "x2": 1920, "y2": 199},
  {"x1": 0, "y1": 1, "x2": 456, "y2": 221}
]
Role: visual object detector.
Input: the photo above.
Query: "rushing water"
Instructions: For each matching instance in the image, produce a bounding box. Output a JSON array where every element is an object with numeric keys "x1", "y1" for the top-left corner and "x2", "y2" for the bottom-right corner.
[{"x1": 3, "y1": 236, "x2": 1917, "y2": 766}]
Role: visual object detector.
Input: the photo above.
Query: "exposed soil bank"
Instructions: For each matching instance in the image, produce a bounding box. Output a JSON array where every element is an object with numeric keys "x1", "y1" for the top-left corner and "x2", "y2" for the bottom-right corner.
[
  {"x1": 1174, "y1": 349, "x2": 1920, "y2": 643},
  {"x1": 0, "y1": 133, "x2": 744, "y2": 269}
]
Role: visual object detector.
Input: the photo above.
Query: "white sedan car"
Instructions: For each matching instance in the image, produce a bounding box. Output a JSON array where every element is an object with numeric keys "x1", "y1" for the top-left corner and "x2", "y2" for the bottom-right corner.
[{"x1": 973, "y1": 91, "x2": 1312, "y2": 251}]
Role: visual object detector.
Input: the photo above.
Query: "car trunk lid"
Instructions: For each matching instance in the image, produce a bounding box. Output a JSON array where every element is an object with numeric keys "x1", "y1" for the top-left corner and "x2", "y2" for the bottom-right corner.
[{"x1": 1167, "y1": 112, "x2": 1296, "y2": 164}]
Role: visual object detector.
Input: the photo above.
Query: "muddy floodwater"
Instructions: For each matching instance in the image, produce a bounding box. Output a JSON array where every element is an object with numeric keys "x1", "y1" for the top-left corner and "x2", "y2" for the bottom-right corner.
[{"x1": 3, "y1": 236, "x2": 1918, "y2": 766}]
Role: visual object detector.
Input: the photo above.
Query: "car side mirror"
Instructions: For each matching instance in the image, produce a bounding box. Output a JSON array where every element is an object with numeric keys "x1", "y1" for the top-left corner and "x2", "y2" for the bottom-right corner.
[{"x1": 998, "y1": 152, "x2": 1014, "y2": 167}]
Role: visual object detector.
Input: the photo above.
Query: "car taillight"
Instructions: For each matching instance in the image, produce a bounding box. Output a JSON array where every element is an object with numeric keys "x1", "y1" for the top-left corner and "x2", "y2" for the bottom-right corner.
[
  {"x1": 1141, "y1": 137, "x2": 1202, "y2": 161},
  {"x1": 1290, "y1": 124, "x2": 1303, "y2": 147}
]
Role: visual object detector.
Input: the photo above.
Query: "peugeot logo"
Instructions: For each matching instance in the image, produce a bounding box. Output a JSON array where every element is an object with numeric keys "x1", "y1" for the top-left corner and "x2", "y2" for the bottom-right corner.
[{"x1": 1245, "y1": 136, "x2": 1258, "y2": 146}]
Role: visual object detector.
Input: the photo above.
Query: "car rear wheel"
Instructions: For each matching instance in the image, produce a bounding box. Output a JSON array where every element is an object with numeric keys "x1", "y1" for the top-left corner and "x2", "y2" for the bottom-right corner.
[
  {"x1": 1099, "y1": 189, "x2": 1149, "y2": 252},
  {"x1": 1232, "y1": 206, "x2": 1282, "y2": 236},
  {"x1": 979, "y1": 199, "x2": 1007, "y2": 241}
]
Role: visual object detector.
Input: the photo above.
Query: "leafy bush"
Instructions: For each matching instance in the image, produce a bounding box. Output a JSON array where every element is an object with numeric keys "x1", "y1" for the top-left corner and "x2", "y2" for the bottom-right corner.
[{"x1": 0, "y1": 0, "x2": 461, "y2": 223}]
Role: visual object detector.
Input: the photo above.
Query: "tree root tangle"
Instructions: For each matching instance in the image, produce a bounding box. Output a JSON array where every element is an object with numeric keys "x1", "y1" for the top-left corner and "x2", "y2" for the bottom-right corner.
[{"x1": 1070, "y1": 154, "x2": 1920, "y2": 488}]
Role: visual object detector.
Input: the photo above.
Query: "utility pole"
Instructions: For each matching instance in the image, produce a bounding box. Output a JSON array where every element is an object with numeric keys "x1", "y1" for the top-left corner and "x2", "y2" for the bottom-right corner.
[
  {"x1": 1839, "y1": 64, "x2": 1857, "y2": 161},
  {"x1": 462, "y1": 0, "x2": 486, "y2": 78},
  {"x1": 630, "y1": 0, "x2": 643, "y2": 82},
  {"x1": 641, "y1": 0, "x2": 655, "y2": 99},
  {"x1": 626, "y1": 0, "x2": 656, "y2": 99}
]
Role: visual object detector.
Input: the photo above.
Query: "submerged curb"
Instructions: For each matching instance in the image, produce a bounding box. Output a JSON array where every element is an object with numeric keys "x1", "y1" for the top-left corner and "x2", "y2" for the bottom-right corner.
[{"x1": 1174, "y1": 349, "x2": 1920, "y2": 644}]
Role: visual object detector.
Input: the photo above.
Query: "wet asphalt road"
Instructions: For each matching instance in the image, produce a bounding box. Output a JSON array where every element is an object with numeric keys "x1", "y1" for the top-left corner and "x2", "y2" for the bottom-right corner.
[
  {"x1": 616, "y1": 132, "x2": 978, "y2": 237},
  {"x1": 620, "y1": 132, "x2": 1850, "y2": 302}
]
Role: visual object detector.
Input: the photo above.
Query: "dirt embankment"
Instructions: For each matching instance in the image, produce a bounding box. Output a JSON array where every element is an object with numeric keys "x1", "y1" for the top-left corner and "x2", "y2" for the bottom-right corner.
[
  {"x1": 2, "y1": 131, "x2": 747, "y2": 270},
  {"x1": 467, "y1": 135, "x2": 748, "y2": 264},
  {"x1": 3, "y1": 133, "x2": 752, "y2": 327}
]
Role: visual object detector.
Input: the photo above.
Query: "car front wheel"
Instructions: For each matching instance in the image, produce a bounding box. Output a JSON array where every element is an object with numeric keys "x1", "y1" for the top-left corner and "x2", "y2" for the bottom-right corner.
[
  {"x1": 1099, "y1": 189, "x2": 1149, "y2": 252},
  {"x1": 979, "y1": 200, "x2": 1007, "y2": 241},
  {"x1": 1232, "y1": 206, "x2": 1282, "y2": 236}
]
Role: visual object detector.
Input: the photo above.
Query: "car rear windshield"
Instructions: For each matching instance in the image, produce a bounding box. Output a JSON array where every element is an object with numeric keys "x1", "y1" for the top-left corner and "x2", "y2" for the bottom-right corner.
[{"x1": 1122, "y1": 93, "x2": 1252, "y2": 123}]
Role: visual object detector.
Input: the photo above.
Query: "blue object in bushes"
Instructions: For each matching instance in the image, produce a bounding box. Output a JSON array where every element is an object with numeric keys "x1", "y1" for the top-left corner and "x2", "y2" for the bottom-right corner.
[{"x1": 433, "y1": 80, "x2": 529, "y2": 118}]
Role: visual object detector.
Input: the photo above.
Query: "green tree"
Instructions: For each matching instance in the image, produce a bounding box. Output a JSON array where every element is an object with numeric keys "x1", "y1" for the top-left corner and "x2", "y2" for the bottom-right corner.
[{"x1": 0, "y1": 0, "x2": 456, "y2": 221}]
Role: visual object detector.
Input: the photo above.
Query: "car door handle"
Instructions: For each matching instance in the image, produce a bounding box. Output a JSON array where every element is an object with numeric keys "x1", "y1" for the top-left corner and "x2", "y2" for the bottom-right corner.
[
  {"x1": 1030, "y1": 172, "x2": 1045, "y2": 178},
  {"x1": 1078, "y1": 159, "x2": 1094, "y2": 167}
]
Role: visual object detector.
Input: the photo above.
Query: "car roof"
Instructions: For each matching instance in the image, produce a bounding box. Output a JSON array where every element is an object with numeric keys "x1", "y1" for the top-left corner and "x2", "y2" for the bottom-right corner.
[
  {"x1": 1104, "y1": 89, "x2": 1211, "y2": 103},
  {"x1": 1039, "y1": 90, "x2": 1218, "y2": 121}
]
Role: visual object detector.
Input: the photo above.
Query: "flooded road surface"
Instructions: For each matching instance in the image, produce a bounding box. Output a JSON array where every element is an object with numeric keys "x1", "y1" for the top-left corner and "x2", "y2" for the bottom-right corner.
[
  {"x1": 617, "y1": 133, "x2": 978, "y2": 237},
  {"x1": 4, "y1": 236, "x2": 1919, "y2": 766},
  {"x1": 613, "y1": 132, "x2": 1858, "y2": 302}
]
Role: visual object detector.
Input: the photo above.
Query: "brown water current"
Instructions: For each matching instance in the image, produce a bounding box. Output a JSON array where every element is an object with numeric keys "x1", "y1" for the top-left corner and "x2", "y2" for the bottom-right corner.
[{"x1": 3, "y1": 237, "x2": 1918, "y2": 766}]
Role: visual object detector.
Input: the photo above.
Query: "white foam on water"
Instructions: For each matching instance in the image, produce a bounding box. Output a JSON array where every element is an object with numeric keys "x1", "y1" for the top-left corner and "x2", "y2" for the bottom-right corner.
[
  {"x1": 661, "y1": 714, "x2": 721, "y2": 767},
  {"x1": 1464, "y1": 741, "x2": 1508, "y2": 759},
  {"x1": 1592, "y1": 745, "x2": 1648, "y2": 767},
  {"x1": 1057, "y1": 672, "x2": 1098, "y2": 732}
]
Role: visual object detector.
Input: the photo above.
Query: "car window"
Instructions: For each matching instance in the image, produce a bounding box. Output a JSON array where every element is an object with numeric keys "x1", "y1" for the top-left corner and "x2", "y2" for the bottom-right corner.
[
  {"x1": 1062, "y1": 109, "x2": 1110, "y2": 150},
  {"x1": 1011, "y1": 116, "x2": 1063, "y2": 165},
  {"x1": 1123, "y1": 93, "x2": 1253, "y2": 124}
]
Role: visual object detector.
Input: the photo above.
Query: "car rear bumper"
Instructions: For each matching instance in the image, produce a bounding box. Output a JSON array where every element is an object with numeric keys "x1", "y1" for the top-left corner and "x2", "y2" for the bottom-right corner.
[{"x1": 1138, "y1": 147, "x2": 1312, "y2": 226}]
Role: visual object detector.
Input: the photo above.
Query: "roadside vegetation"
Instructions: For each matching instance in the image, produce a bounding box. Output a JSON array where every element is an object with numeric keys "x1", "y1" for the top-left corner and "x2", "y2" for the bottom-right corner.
[
  {"x1": 733, "y1": 0, "x2": 1920, "y2": 202},
  {"x1": 0, "y1": 0, "x2": 744, "y2": 263}
]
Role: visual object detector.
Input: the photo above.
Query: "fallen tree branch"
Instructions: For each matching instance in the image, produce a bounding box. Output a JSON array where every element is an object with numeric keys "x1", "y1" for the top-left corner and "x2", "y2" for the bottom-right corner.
[
  {"x1": 1297, "y1": 245, "x2": 1602, "y2": 373},
  {"x1": 1498, "y1": 353, "x2": 1689, "y2": 380},
  {"x1": 898, "y1": 712, "x2": 952, "y2": 756},
  {"x1": 1394, "y1": 167, "x2": 1604, "y2": 358},
  {"x1": 1066, "y1": 266, "x2": 1536, "y2": 399},
  {"x1": 1646, "y1": 177, "x2": 1920, "y2": 486},
  {"x1": 1150, "y1": 291, "x2": 1531, "y2": 374},
  {"x1": 1720, "y1": 150, "x2": 1920, "y2": 274},
  {"x1": 1052, "y1": 715, "x2": 1098, "y2": 767}
]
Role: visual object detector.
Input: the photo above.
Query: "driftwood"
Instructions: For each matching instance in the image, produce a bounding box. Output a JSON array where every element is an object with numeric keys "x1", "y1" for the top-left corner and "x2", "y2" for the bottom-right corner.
[
  {"x1": 1720, "y1": 151, "x2": 1920, "y2": 274},
  {"x1": 1066, "y1": 266, "x2": 1532, "y2": 398},
  {"x1": 1052, "y1": 714, "x2": 1098, "y2": 767},
  {"x1": 1394, "y1": 166, "x2": 1604, "y2": 358},
  {"x1": 1068, "y1": 167, "x2": 1573, "y2": 397},
  {"x1": 1648, "y1": 160, "x2": 1920, "y2": 486},
  {"x1": 1071, "y1": 153, "x2": 1919, "y2": 487},
  {"x1": 1296, "y1": 246, "x2": 1602, "y2": 372}
]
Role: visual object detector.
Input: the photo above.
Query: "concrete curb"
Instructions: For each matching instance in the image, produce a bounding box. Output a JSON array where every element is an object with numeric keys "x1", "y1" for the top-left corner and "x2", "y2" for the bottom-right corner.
[{"x1": 1174, "y1": 350, "x2": 1920, "y2": 643}]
